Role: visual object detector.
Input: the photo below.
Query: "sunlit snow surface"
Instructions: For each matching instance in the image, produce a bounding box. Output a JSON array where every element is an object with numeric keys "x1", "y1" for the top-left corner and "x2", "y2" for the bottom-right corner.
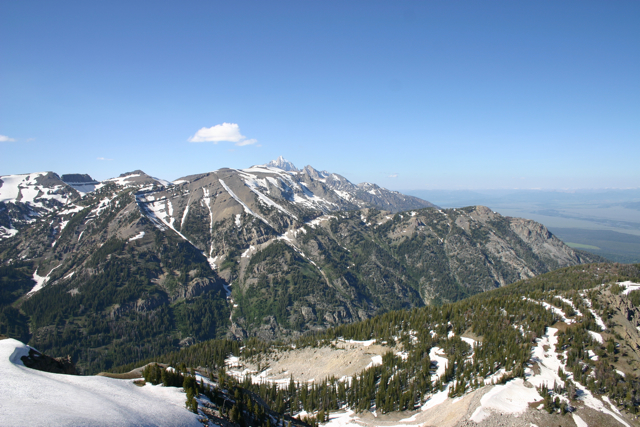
[
  {"x1": 619, "y1": 281, "x2": 640, "y2": 295},
  {"x1": 0, "y1": 339, "x2": 201, "y2": 427},
  {"x1": 0, "y1": 172, "x2": 69, "y2": 205},
  {"x1": 470, "y1": 378, "x2": 539, "y2": 422}
]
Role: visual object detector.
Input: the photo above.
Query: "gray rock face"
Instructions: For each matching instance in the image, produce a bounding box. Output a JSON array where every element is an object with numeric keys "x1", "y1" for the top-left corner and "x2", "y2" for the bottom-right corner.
[
  {"x1": 20, "y1": 347, "x2": 78, "y2": 375},
  {"x1": 60, "y1": 173, "x2": 98, "y2": 184}
]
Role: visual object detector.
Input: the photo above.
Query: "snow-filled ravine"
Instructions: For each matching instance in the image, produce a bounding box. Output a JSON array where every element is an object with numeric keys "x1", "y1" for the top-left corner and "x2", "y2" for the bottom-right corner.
[{"x1": 0, "y1": 338, "x2": 201, "y2": 427}]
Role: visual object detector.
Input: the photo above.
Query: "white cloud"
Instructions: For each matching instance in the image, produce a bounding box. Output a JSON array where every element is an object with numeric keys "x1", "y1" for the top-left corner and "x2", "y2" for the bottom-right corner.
[
  {"x1": 389, "y1": 173, "x2": 398, "y2": 178},
  {"x1": 188, "y1": 122, "x2": 258, "y2": 146},
  {"x1": 0, "y1": 135, "x2": 16, "y2": 142},
  {"x1": 97, "y1": 157, "x2": 113, "y2": 161},
  {"x1": 236, "y1": 138, "x2": 258, "y2": 146}
]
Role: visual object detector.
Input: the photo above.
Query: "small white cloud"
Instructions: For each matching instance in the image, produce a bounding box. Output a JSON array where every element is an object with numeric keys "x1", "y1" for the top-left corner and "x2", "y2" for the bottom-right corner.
[
  {"x1": 26, "y1": 138, "x2": 36, "y2": 142},
  {"x1": 236, "y1": 138, "x2": 257, "y2": 147},
  {"x1": 0, "y1": 135, "x2": 16, "y2": 142},
  {"x1": 97, "y1": 157, "x2": 113, "y2": 161},
  {"x1": 389, "y1": 173, "x2": 398, "y2": 178},
  {"x1": 188, "y1": 122, "x2": 258, "y2": 146}
]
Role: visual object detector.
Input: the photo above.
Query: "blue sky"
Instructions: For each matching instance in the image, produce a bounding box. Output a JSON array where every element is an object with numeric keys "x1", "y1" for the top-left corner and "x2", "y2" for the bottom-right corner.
[{"x1": 1, "y1": 1, "x2": 638, "y2": 190}]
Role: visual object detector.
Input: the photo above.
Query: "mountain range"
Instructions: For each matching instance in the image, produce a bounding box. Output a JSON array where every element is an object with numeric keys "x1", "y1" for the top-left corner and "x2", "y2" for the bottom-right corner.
[{"x1": 0, "y1": 158, "x2": 602, "y2": 373}]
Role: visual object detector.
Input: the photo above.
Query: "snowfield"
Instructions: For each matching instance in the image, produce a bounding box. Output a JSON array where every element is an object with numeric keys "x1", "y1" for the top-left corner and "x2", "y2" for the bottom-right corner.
[
  {"x1": 0, "y1": 339, "x2": 201, "y2": 427},
  {"x1": 0, "y1": 172, "x2": 71, "y2": 207}
]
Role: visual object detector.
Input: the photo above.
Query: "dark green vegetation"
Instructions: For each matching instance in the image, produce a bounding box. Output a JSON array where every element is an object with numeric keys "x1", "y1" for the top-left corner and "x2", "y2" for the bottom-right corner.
[
  {"x1": 140, "y1": 361, "x2": 311, "y2": 427},
  {"x1": 0, "y1": 261, "x2": 34, "y2": 343},
  {"x1": 551, "y1": 227, "x2": 640, "y2": 264},
  {"x1": 105, "y1": 263, "x2": 640, "y2": 425}
]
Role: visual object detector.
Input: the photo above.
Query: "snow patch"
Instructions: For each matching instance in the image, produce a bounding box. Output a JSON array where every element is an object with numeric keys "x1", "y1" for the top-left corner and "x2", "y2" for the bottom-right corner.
[
  {"x1": 128, "y1": 231, "x2": 145, "y2": 242},
  {"x1": 28, "y1": 265, "x2": 62, "y2": 295},
  {"x1": 0, "y1": 226, "x2": 18, "y2": 240},
  {"x1": 0, "y1": 339, "x2": 201, "y2": 427},
  {"x1": 588, "y1": 330, "x2": 603, "y2": 344},
  {"x1": 555, "y1": 296, "x2": 582, "y2": 316},
  {"x1": 420, "y1": 383, "x2": 450, "y2": 412},
  {"x1": 429, "y1": 347, "x2": 448, "y2": 380},
  {"x1": 365, "y1": 355, "x2": 383, "y2": 369},
  {"x1": 470, "y1": 378, "x2": 540, "y2": 422},
  {"x1": 241, "y1": 245, "x2": 256, "y2": 258},
  {"x1": 619, "y1": 281, "x2": 640, "y2": 295},
  {"x1": 573, "y1": 413, "x2": 588, "y2": 427}
]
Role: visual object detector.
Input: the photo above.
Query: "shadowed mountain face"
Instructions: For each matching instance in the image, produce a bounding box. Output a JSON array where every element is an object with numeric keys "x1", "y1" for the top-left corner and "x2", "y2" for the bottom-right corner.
[{"x1": 0, "y1": 159, "x2": 603, "y2": 373}]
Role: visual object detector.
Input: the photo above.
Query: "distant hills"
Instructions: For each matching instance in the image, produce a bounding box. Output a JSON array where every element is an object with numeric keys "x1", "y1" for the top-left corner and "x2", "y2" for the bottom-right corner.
[{"x1": 407, "y1": 188, "x2": 640, "y2": 263}]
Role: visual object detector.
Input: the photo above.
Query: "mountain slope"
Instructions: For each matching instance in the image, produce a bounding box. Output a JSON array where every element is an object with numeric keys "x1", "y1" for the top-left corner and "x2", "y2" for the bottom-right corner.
[
  {"x1": 105, "y1": 262, "x2": 640, "y2": 427},
  {"x1": 0, "y1": 160, "x2": 602, "y2": 373}
]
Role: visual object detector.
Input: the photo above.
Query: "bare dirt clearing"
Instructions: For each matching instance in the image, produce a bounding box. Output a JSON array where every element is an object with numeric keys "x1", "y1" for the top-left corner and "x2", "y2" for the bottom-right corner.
[{"x1": 230, "y1": 340, "x2": 393, "y2": 384}]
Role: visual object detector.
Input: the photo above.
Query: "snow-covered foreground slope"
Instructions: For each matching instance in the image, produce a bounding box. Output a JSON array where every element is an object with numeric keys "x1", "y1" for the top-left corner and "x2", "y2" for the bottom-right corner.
[{"x1": 0, "y1": 339, "x2": 201, "y2": 427}]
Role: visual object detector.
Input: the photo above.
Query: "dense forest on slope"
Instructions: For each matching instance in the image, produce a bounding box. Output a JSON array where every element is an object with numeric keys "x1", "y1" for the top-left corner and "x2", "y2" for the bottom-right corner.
[{"x1": 105, "y1": 263, "x2": 640, "y2": 426}]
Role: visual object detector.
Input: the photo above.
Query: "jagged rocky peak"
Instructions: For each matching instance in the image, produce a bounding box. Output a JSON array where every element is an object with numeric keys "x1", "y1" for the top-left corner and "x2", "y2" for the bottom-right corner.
[
  {"x1": 302, "y1": 165, "x2": 329, "y2": 180},
  {"x1": 266, "y1": 156, "x2": 299, "y2": 172}
]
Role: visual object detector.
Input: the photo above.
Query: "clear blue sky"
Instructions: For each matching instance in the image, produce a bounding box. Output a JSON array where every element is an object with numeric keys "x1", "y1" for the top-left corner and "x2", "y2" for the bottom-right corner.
[{"x1": 1, "y1": 1, "x2": 638, "y2": 190}]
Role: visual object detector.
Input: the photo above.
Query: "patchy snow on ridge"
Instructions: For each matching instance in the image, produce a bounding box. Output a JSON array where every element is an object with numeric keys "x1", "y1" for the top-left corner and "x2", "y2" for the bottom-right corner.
[
  {"x1": 0, "y1": 226, "x2": 19, "y2": 240},
  {"x1": 241, "y1": 174, "x2": 298, "y2": 220},
  {"x1": 619, "y1": 281, "x2": 640, "y2": 295},
  {"x1": 0, "y1": 172, "x2": 72, "y2": 208},
  {"x1": 470, "y1": 378, "x2": 540, "y2": 422},
  {"x1": 581, "y1": 294, "x2": 607, "y2": 330},
  {"x1": 106, "y1": 174, "x2": 139, "y2": 186},
  {"x1": 526, "y1": 298, "x2": 575, "y2": 324},
  {"x1": 0, "y1": 338, "x2": 201, "y2": 427},
  {"x1": 219, "y1": 179, "x2": 270, "y2": 226},
  {"x1": 555, "y1": 295, "x2": 582, "y2": 316},
  {"x1": 589, "y1": 330, "x2": 604, "y2": 344}
]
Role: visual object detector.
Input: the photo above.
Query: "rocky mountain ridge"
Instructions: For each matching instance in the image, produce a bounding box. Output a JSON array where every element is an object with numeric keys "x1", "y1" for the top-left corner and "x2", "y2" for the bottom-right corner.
[
  {"x1": 0, "y1": 158, "x2": 435, "y2": 241},
  {"x1": 0, "y1": 158, "x2": 603, "y2": 373}
]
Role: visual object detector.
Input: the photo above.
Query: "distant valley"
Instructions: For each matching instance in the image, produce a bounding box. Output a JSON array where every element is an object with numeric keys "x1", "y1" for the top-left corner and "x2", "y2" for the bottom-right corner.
[{"x1": 407, "y1": 188, "x2": 640, "y2": 263}]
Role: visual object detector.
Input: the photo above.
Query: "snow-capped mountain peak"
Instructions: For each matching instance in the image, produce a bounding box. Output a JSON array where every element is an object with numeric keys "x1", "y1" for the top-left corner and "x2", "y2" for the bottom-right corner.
[{"x1": 265, "y1": 156, "x2": 299, "y2": 172}]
